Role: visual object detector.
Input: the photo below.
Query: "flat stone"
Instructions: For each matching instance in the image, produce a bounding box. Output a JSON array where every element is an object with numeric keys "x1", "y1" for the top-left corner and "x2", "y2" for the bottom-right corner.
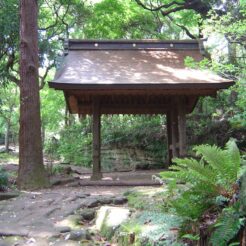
[
  {"x1": 65, "y1": 229, "x2": 91, "y2": 241},
  {"x1": 57, "y1": 226, "x2": 71, "y2": 233},
  {"x1": 24, "y1": 238, "x2": 50, "y2": 246},
  {"x1": 65, "y1": 181, "x2": 80, "y2": 187},
  {"x1": 76, "y1": 193, "x2": 90, "y2": 199},
  {"x1": 98, "y1": 196, "x2": 113, "y2": 205},
  {"x1": 113, "y1": 196, "x2": 128, "y2": 205},
  {"x1": 0, "y1": 236, "x2": 25, "y2": 246},
  {"x1": 81, "y1": 198, "x2": 100, "y2": 208},
  {"x1": 53, "y1": 240, "x2": 81, "y2": 246},
  {"x1": 0, "y1": 192, "x2": 20, "y2": 201},
  {"x1": 80, "y1": 209, "x2": 95, "y2": 221},
  {"x1": 51, "y1": 177, "x2": 77, "y2": 186},
  {"x1": 0, "y1": 242, "x2": 9, "y2": 246}
]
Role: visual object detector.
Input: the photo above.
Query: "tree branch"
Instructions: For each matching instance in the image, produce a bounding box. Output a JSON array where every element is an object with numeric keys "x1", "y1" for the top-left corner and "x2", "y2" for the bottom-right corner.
[
  {"x1": 135, "y1": 0, "x2": 211, "y2": 18},
  {"x1": 39, "y1": 63, "x2": 55, "y2": 90},
  {"x1": 167, "y1": 15, "x2": 197, "y2": 39},
  {"x1": 135, "y1": 0, "x2": 184, "y2": 12},
  {"x1": 160, "y1": 5, "x2": 187, "y2": 17},
  {"x1": 8, "y1": 74, "x2": 20, "y2": 86}
]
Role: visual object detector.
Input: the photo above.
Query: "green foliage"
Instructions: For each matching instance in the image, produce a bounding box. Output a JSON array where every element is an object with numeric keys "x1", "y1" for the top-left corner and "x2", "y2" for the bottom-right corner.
[
  {"x1": 182, "y1": 233, "x2": 200, "y2": 241},
  {"x1": 40, "y1": 85, "x2": 65, "y2": 132},
  {"x1": 0, "y1": 167, "x2": 8, "y2": 190},
  {"x1": 0, "y1": 0, "x2": 19, "y2": 84},
  {"x1": 57, "y1": 122, "x2": 92, "y2": 166},
  {"x1": 239, "y1": 170, "x2": 246, "y2": 212},
  {"x1": 170, "y1": 189, "x2": 213, "y2": 220},
  {"x1": 160, "y1": 140, "x2": 242, "y2": 220},
  {"x1": 0, "y1": 84, "x2": 19, "y2": 141},
  {"x1": 125, "y1": 188, "x2": 166, "y2": 212},
  {"x1": 230, "y1": 79, "x2": 246, "y2": 128},
  {"x1": 210, "y1": 204, "x2": 245, "y2": 246},
  {"x1": 102, "y1": 115, "x2": 166, "y2": 161},
  {"x1": 0, "y1": 152, "x2": 18, "y2": 164},
  {"x1": 81, "y1": 0, "x2": 177, "y2": 39},
  {"x1": 47, "y1": 115, "x2": 166, "y2": 169},
  {"x1": 121, "y1": 211, "x2": 182, "y2": 246},
  {"x1": 51, "y1": 164, "x2": 66, "y2": 175}
]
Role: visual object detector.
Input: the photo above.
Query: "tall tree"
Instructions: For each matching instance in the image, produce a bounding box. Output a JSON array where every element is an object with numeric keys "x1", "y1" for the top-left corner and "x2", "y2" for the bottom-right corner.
[{"x1": 18, "y1": 0, "x2": 49, "y2": 189}]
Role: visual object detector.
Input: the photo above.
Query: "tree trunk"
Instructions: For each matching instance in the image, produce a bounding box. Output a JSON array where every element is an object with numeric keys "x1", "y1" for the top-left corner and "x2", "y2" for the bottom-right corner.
[
  {"x1": 4, "y1": 120, "x2": 10, "y2": 153},
  {"x1": 18, "y1": 0, "x2": 49, "y2": 190}
]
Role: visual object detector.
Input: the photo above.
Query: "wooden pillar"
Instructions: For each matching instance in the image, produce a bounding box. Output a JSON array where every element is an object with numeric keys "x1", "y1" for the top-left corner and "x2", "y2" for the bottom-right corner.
[
  {"x1": 178, "y1": 98, "x2": 187, "y2": 157},
  {"x1": 171, "y1": 108, "x2": 179, "y2": 159},
  {"x1": 91, "y1": 99, "x2": 103, "y2": 181},
  {"x1": 166, "y1": 112, "x2": 173, "y2": 165}
]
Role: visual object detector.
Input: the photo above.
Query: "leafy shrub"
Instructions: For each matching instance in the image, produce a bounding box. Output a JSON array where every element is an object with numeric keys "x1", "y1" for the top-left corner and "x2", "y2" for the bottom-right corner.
[
  {"x1": 57, "y1": 123, "x2": 92, "y2": 167},
  {"x1": 160, "y1": 140, "x2": 244, "y2": 245},
  {"x1": 0, "y1": 167, "x2": 8, "y2": 190}
]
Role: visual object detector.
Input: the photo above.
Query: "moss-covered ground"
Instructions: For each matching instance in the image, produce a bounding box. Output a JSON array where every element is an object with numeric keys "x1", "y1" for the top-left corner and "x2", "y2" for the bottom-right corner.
[{"x1": 115, "y1": 187, "x2": 184, "y2": 246}]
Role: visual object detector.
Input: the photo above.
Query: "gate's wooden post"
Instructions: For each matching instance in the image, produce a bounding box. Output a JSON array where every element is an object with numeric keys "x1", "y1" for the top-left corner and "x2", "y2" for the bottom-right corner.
[
  {"x1": 178, "y1": 97, "x2": 187, "y2": 157},
  {"x1": 166, "y1": 112, "x2": 173, "y2": 165},
  {"x1": 171, "y1": 99, "x2": 179, "y2": 159},
  {"x1": 91, "y1": 98, "x2": 103, "y2": 181}
]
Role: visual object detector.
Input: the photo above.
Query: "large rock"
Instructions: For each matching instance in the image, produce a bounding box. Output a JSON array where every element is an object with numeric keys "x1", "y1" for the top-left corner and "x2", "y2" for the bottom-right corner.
[{"x1": 95, "y1": 206, "x2": 130, "y2": 239}]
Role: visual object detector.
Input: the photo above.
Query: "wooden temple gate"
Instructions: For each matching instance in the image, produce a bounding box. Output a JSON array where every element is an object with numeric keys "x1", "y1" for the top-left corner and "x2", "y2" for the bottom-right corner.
[{"x1": 49, "y1": 40, "x2": 233, "y2": 180}]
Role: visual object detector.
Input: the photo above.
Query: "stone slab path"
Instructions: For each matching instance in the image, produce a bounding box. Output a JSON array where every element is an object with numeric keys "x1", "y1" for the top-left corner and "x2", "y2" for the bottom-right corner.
[
  {"x1": 0, "y1": 186, "x2": 130, "y2": 246},
  {"x1": 0, "y1": 169, "x2": 164, "y2": 245}
]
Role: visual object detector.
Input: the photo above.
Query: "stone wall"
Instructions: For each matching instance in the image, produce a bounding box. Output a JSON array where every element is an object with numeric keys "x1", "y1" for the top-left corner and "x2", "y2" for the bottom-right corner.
[{"x1": 100, "y1": 146, "x2": 164, "y2": 171}]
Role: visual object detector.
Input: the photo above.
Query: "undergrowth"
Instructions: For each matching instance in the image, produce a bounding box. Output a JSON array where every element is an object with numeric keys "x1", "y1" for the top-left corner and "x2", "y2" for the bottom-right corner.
[
  {"x1": 120, "y1": 211, "x2": 183, "y2": 246},
  {"x1": 160, "y1": 140, "x2": 245, "y2": 245},
  {"x1": 0, "y1": 167, "x2": 8, "y2": 191},
  {"x1": 124, "y1": 188, "x2": 165, "y2": 212}
]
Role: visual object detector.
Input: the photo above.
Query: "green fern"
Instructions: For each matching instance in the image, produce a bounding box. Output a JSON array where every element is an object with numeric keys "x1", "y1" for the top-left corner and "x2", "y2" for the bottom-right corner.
[
  {"x1": 170, "y1": 189, "x2": 213, "y2": 220},
  {"x1": 161, "y1": 139, "x2": 241, "y2": 198},
  {"x1": 194, "y1": 140, "x2": 241, "y2": 189},
  {"x1": 210, "y1": 204, "x2": 245, "y2": 246},
  {"x1": 160, "y1": 140, "x2": 242, "y2": 220}
]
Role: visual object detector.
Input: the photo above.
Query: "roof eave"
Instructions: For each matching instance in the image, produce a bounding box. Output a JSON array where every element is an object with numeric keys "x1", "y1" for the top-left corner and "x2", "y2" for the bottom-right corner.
[{"x1": 48, "y1": 81, "x2": 235, "y2": 91}]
